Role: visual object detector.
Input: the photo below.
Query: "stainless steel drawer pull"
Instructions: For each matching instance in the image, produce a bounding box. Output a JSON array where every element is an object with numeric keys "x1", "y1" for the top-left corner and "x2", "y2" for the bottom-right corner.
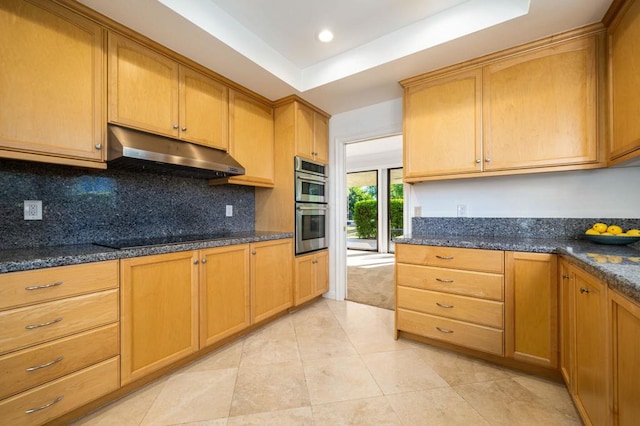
[
  {"x1": 580, "y1": 287, "x2": 591, "y2": 294},
  {"x1": 435, "y1": 278, "x2": 454, "y2": 283},
  {"x1": 436, "y1": 327, "x2": 454, "y2": 334},
  {"x1": 436, "y1": 302, "x2": 454, "y2": 309},
  {"x1": 435, "y1": 255, "x2": 454, "y2": 260},
  {"x1": 26, "y1": 356, "x2": 63, "y2": 372},
  {"x1": 25, "y1": 281, "x2": 63, "y2": 291},
  {"x1": 25, "y1": 395, "x2": 63, "y2": 414},
  {"x1": 25, "y1": 317, "x2": 63, "y2": 330}
]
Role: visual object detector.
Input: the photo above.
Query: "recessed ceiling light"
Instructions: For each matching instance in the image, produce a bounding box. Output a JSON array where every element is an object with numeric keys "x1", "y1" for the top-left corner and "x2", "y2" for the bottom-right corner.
[{"x1": 318, "y1": 29, "x2": 334, "y2": 43}]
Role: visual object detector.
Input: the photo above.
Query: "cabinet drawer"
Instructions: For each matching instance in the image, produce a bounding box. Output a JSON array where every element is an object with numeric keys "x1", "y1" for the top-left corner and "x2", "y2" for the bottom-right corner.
[
  {"x1": 0, "y1": 324, "x2": 119, "y2": 400},
  {"x1": 396, "y1": 263, "x2": 504, "y2": 300},
  {"x1": 0, "y1": 356, "x2": 119, "y2": 426},
  {"x1": 397, "y1": 286, "x2": 503, "y2": 328},
  {"x1": 0, "y1": 289, "x2": 119, "y2": 355},
  {"x1": 396, "y1": 245, "x2": 504, "y2": 273},
  {"x1": 0, "y1": 261, "x2": 118, "y2": 311},
  {"x1": 397, "y1": 308, "x2": 504, "y2": 356}
]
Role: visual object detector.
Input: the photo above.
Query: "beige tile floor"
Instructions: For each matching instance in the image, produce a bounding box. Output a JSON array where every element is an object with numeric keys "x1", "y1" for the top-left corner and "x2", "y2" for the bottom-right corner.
[{"x1": 73, "y1": 299, "x2": 580, "y2": 426}]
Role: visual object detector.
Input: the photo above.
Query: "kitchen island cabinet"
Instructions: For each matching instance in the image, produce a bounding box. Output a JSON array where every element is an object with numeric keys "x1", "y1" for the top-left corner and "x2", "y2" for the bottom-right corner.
[
  {"x1": 294, "y1": 249, "x2": 329, "y2": 306},
  {"x1": 108, "y1": 33, "x2": 229, "y2": 151},
  {"x1": 120, "y1": 251, "x2": 199, "y2": 385},
  {"x1": 608, "y1": 0, "x2": 640, "y2": 165},
  {"x1": 0, "y1": 0, "x2": 105, "y2": 168}
]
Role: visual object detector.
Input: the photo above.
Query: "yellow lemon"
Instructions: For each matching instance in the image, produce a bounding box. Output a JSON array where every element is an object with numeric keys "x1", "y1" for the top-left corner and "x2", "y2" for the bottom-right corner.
[
  {"x1": 608, "y1": 256, "x2": 623, "y2": 264},
  {"x1": 626, "y1": 229, "x2": 640, "y2": 236},
  {"x1": 600, "y1": 232, "x2": 614, "y2": 236},
  {"x1": 628, "y1": 257, "x2": 640, "y2": 263},
  {"x1": 585, "y1": 229, "x2": 600, "y2": 235},
  {"x1": 592, "y1": 223, "x2": 608, "y2": 233},
  {"x1": 607, "y1": 225, "x2": 623, "y2": 235}
]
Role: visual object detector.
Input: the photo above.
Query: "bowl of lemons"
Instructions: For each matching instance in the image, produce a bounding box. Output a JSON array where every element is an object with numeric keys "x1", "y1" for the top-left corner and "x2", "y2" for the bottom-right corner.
[{"x1": 584, "y1": 223, "x2": 640, "y2": 245}]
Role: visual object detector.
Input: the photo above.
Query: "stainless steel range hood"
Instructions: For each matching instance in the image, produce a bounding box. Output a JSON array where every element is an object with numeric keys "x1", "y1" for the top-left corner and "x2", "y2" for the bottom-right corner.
[{"x1": 106, "y1": 124, "x2": 245, "y2": 179}]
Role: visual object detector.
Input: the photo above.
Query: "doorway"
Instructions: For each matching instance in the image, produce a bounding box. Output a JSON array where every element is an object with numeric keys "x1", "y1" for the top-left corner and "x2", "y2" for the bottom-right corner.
[{"x1": 344, "y1": 136, "x2": 403, "y2": 310}]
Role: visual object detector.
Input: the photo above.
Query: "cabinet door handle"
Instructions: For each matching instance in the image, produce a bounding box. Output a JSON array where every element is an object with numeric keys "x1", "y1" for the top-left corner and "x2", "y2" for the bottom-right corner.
[
  {"x1": 26, "y1": 356, "x2": 63, "y2": 372},
  {"x1": 580, "y1": 287, "x2": 591, "y2": 294},
  {"x1": 435, "y1": 278, "x2": 454, "y2": 283},
  {"x1": 436, "y1": 327, "x2": 454, "y2": 334},
  {"x1": 25, "y1": 395, "x2": 63, "y2": 414},
  {"x1": 201, "y1": 258, "x2": 207, "y2": 264},
  {"x1": 475, "y1": 159, "x2": 481, "y2": 163},
  {"x1": 436, "y1": 302, "x2": 454, "y2": 309},
  {"x1": 193, "y1": 259, "x2": 199, "y2": 265},
  {"x1": 25, "y1": 317, "x2": 63, "y2": 330},
  {"x1": 173, "y1": 124, "x2": 179, "y2": 129},
  {"x1": 435, "y1": 255, "x2": 454, "y2": 260},
  {"x1": 94, "y1": 143, "x2": 102, "y2": 150},
  {"x1": 25, "y1": 281, "x2": 63, "y2": 291},
  {"x1": 562, "y1": 274, "x2": 570, "y2": 279},
  {"x1": 485, "y1": 157, "x2": 491, "y2": 162},
  {"x1": 252, "y1": 250, "x2": 257, "y2": 255},
  {"x1": 181, "y1": 127, "x2": 187, "y2": 131}
]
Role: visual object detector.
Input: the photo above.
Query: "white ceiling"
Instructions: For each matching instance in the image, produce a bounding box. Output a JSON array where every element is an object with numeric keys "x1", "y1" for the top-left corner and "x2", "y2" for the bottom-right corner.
[{"x1": 77, "y1": 0, "x2": 613, "y2": 115}]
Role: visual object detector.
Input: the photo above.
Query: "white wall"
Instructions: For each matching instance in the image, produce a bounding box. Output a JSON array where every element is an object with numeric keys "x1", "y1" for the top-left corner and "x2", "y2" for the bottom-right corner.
[{"x1": 411, "y1": 166, "x2": 640, "y2": 218}]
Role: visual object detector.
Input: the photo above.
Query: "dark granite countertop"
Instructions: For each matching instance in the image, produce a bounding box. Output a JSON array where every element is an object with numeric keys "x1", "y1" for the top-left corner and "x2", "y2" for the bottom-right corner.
[
  {"x1": 395, "y1": 235, "x2": 640, "y2": 304},
  {"x1": 0, "y1": 231, "x2": 293, "y2": 274}
]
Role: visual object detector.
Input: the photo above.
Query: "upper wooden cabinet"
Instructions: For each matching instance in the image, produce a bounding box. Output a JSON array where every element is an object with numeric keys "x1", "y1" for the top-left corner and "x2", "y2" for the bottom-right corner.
[
  {"x1": 404, "y1": 69, "x2": 482, "y2": 179},
  {"x1": 0, "y1": 0, "x2": 105, "y2": 168},
  {"x1": 220, "y1": 90, "x2": 275, "y2": 187},
  {"x1": 608, "y1": 0, "x2": 640, "y2": 164},
  {"x1": 295, "y1": 102, "x2": 329, "y2": 164},
  {"x1": 401, "y1": 31, "x2": 605, "y2": 182},
  {"x1": 108, "y1": 33, "x2": 228, "y2": 151}
]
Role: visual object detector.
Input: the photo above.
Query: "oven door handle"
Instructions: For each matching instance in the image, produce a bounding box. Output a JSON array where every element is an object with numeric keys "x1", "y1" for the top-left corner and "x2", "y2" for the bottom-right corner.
[
  {"x1": 296, "y1": 205, "x2": 329, "y2": 211},
  {"x1": 297, "y1": 175, "x2": 327, "y2": 184}
]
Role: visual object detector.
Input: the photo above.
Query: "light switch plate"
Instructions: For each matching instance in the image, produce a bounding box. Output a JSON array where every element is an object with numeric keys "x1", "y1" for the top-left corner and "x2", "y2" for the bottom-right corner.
[{"x1": 226, "y1": 205, "x2": 233, "y2": 217}]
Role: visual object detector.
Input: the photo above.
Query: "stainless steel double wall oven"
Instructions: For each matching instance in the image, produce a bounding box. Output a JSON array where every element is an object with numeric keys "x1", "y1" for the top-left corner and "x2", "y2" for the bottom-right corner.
[{"x1": 294, "y1": 157, "x2": 328, "y2": 255}]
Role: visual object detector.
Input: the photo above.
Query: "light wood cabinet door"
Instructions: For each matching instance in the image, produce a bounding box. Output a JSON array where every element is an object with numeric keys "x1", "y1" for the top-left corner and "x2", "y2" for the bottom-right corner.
[
  {"x1": 505, "y1": 252, "x2": 558, "y2": 368},
  {"x1": 403, "y1": 68, "x2": 482, "y2": 180},
  {"x1": 199, "y1": 245, "x2": 251, "y2": 347},
  {"x1": 120, "y1": 251, "x2": 198, "y2": 385},
  {"x1": 180, "y1": 66, "x2": 228, "y2": 150},
  {"x1": 295, "y1": 103, "x2": 315, "y2": 161},
  {"x1": 251, "y1": 239, "x2": 293, "y2": 323},
  {"x1": 313, "y1": 112, "x2": 329, "y2": 164},
  {"x1": 484, "y1": 36, "x2": 599, "y2": 171},
  {"x1": 559, "y1": 259, "x2": 574, "y2": 391},
  {"x1": 610, "y1": 290, "x2": 640, "y2": 426},
  {"x1": 108, "y1": 32, "x2": 179, "y2": 137},
  {"x1": 226, "y1": 90, "x2": 275, "y2": 187},
  {"x1": 573, "y1": 267, "x2": 608, "y2": 426},
  {"x1": 609, "y1": 0, "x2": 640, "y2": 164},
  {"x1": 294, "y1": 250, "x2": 328, "y2": 306},
  {"x1": 0, "y1": 0, "x2": 104, "y2": 164}
]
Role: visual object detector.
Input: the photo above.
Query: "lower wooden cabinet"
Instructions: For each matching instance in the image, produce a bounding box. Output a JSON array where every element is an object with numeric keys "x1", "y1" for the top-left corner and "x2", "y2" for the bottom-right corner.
[
  {"x1": 559, "y1": 259, "x2": 574, "y2": 389},
  {"x1": 294, "y1": 250, "x2": 328, "y2": 306},
  {"x1": 120, "y1": 251, "x2": 199, "y2": 385},
  {"x1": 251, "y1": 239, "x2": 293, "y2": 323},
  {"x1": 199, "y1": 244, "x2": 251, "y2": 347},
  {"x1": 610, "y1": 290, "x2": 640, "y2": 425},
  {"x1": 505, "y1": 252, "x2": 558, "y2": 367}
]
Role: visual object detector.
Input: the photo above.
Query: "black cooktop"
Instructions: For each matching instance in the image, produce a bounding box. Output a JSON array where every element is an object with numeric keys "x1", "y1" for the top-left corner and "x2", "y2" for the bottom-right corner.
[{"x1": 93, "y1": 232, "x2": 234, "y2": 250}]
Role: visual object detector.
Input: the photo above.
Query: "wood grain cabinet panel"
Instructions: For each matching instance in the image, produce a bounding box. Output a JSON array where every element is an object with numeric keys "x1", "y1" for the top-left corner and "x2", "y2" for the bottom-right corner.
[
  {"x1": 608, "y1": 0, "x2": 640, "y2": 164},
  {"x1": 505, "y1": 252, "x2": 558, "y2": 368},
  {"x1": 0, "y1": 0, "x2": 105, "y2": 167},
  {"x1": 484, "y1": 36, "x2": 599, "y2": 171},
  {"x1": 251, "y1": 239, "x2": 293, "y2": 323},
  {"x1": 395, "y1": 244, "x2": 504, "y2": 273},
  {"x1": 199, "y1": 245, "x2": 251, "y2": 347},
  {"x1": 120, "y1": 251, "x2": 198, "y2": 385},
  {"x1": 294, "y1": 102, "x2": 329, "y2": 164},
  {"x1": 559, "y1": 259, "x2": 574, "y2": 391},
  {"x1": 610, "y1": 290, "x2": 640, "y2": 425},
  {"x1": 403, "y1": 68, "x2": 482, "y2": 180},
  {"x1": 294, "y1": 249, "x2": 328, "y2": 306}
]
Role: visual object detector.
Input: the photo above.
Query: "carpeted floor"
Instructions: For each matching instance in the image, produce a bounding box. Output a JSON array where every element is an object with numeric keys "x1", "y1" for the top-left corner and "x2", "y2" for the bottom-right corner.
[{"x1": 346, "y1": 250, "x2": 395, "y2": 310}]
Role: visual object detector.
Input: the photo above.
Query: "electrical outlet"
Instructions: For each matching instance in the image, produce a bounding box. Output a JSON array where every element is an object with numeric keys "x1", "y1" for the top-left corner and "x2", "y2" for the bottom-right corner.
[
  {"x1": 457, "y1": 204, "x2": 467, "y2": 217},
  {"x1": 226, "y1": 205, "x2": 233, "y2": 217},
  {"x1": 413, "y1": 206, "x2": 422, "y2": 217},
  {"x1": 24, "y1": 200, "x2": 42, "y2": 220}
]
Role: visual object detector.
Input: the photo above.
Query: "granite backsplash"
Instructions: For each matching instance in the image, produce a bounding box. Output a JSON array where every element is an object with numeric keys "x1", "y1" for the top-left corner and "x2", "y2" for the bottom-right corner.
[
  {"x1": 0, "y1": 159, "x2": 254, "y2": 250},
  {"x1": 412, "y1": 217, "x2": 640, "y2": 240}
]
